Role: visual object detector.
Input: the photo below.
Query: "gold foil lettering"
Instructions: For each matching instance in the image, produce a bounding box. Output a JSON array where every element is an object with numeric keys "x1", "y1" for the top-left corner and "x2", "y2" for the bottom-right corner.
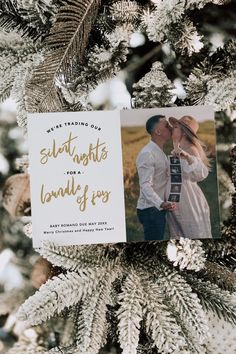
[
  {"x1": 40, "y1": 132, "x2": 78, "y2": 164},
  {"x1": 40, "y1": 133, "x2": 108, "y2": 166},
  {"x1": 40, "y1": 177, "x2": 110, "y2": 210},
  {"x1": 76, "y1": 185, "x2": 89, "y2": 211},
  {"x1": 91, "y1": 190, "x2": 111, "y2": 205}
]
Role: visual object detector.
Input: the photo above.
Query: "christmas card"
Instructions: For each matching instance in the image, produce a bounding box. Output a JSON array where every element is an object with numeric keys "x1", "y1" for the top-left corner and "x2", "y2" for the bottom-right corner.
[
  {"x1": 28, "y1": 106, "x2": 221, "y2": 247},
  {"x1": 28, "y1": 111, "x2": 126, "y2": 247}
]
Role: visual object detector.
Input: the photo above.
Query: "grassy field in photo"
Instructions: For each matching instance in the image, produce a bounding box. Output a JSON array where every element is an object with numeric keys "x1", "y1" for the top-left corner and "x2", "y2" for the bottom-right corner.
[{"x1": 121, "y1": 121, "x2": 221, "y2": 241}]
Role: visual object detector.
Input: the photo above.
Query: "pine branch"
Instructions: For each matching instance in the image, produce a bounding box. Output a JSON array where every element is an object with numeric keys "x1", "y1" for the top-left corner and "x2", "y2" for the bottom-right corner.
[
  {"x1": 0, "y1": 30, "x2": 44, "y2": 123},
  {"x1": 60, "y1": 41, "x2": 129, "y2": 107},
  {"x1": 39, "y1": 240, "x2": 121, "y2": 271},
  {"x1": 106, "y1": 305, "x2": 119, "y2": 345},
  {"x1": 168, "y1": 18, "x2": 203, "y2": 56},
  {"x1": 46, "y1": 347, "x2": 78, "y2": 354},
  {"x1": 185, "y1": 275, "x2": 236, "y2": 325},
  {"x1": 117, "y1": 269, "x2": 144, "y2": 354},
  {"x1": 17, "y1": 268, "x2": 108, "y2": 326},
  {"x1": 167, "y1": 238, "x2": 206, "y2": 271},
  {"x1": 26, "y1": 0, "x2": 101, "y2": 113},
  {"x1": 165, "y1": 304, "x2": 207, "y2": 354},
  {"x1": 232, "y1": 145, "x2": 236, "y2": 187},
  {"x1": 202, "y1": 230, "x2": 236, "y2": 266},
  {"x1": 206, "y1": 39, "x2": 236, "y2": 74},
  {"x1": 184, "y1": 63, "x2": 236, "y2": 110},
  {"x1": 76, "y1": 269, "x2": 117, "y2": 353},
  {"x1": 143, "y1": 277, "x2": 188, "y2": 354},
  {"x1": 124, "y1": 242, "x2": 167, "y2": 271},
  {"x1": 143, "y1": 1, "x2": 186, "y2": 43},
  {"x1": 109, "y1": 1, "x2": 141, "y2": 25},
  {"x1": 108, "y1": 24, "x2": 133, "y2": 45},
  {"x1": 0, "y1": 72, "x2": 14, "y2": 102},
  {"x1": 198, "y1": 261, "x2": 236, "y2": 292},
  {"x1": 157, "y1": 265, "x2": 209, "y2": 350},
  {"x1": 86, "y1": 41, "x2": 129, "y2": 83},
  {"x1": 143, "y1": 0, "x2": 227, "y2": 43},
  {"x1": 0, "y1": 1, "x2": 44, "y2": 40},
  {"x1": 132, "y1": 61, "x2": 175, "y2": 108},
  {"x1": 11, "y1": 50, "x2": 44, "y2": 127},
  {"x1": 17, "y1": 0, "x2": 58, "y2": 29}
]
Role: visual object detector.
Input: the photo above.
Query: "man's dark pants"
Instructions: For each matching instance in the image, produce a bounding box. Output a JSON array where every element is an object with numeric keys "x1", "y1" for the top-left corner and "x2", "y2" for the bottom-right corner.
[{"x1": 137, "y1": 207, "x2": 166, "y2": 241}]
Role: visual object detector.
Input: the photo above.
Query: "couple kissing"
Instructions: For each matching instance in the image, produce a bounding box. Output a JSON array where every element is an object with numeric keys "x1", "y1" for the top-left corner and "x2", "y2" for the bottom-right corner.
[{"x1": 136, "y1": 114, "x2": 212, "y2": 240}]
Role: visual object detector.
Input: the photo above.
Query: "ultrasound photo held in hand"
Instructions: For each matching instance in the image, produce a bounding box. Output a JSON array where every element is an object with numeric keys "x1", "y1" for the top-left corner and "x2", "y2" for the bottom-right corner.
[
  {"x1": 168, "y1": 194, "x2": 180, "y2": 203},
  {"x1": 171, "y1": 174, "x2": 182, "y2": 183},
  {"x1": 170, "y1": 156, "x2": 181, "y2": 165},
  {"x1": 170, "y1": 184, "x2": 182, "y2": 193},
  {"x1": 170, "y1": 165, "x2": 182, "y2": 174}
]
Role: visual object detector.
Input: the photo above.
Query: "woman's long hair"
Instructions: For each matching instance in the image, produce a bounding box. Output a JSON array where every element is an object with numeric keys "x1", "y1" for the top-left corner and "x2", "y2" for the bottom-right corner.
[{"x1": 180, "y1": 124, "x2": 211, "y2": 169}]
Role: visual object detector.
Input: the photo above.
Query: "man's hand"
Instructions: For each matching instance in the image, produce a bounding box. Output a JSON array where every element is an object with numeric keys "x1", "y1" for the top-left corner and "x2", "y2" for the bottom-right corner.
[{"x1": 160, "y1": 202, "x2": 176, "y2": 211}]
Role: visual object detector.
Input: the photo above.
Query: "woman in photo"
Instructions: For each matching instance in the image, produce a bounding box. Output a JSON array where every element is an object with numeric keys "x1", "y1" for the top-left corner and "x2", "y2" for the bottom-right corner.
[{"x1": 166, "y1": 115, "x2": 212, "y2": 239}]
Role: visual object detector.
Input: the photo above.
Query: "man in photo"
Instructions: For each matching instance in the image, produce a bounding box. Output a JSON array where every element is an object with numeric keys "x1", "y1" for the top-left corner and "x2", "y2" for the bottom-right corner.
[{"x1": 136, "y1": 115, "x2": 176, "y2": 240}]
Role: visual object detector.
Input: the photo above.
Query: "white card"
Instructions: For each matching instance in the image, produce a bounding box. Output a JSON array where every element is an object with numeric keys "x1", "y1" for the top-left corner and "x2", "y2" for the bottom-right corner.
[
  {"x1": 28, "y1": 106, "x2": 222, "y2": 246},
  {"x1": 28, "y1": 111, "x2": 126, "y2": 247}
]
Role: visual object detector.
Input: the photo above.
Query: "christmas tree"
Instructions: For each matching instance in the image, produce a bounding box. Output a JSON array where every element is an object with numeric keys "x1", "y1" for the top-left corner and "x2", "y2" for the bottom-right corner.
[{"x1": 0, "y1": 1, "x2": 236, "y2": 353}]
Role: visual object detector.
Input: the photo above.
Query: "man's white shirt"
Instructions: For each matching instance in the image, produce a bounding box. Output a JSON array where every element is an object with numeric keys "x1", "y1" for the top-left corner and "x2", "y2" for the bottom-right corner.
[{"x1": 136, "y1": 140, "x2": 169, "y2": 210}]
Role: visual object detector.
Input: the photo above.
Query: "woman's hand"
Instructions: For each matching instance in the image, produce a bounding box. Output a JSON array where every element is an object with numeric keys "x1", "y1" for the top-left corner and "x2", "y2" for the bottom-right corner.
[{"x1": 171, "y1": 146, "x2": 194, "y2": 165}]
